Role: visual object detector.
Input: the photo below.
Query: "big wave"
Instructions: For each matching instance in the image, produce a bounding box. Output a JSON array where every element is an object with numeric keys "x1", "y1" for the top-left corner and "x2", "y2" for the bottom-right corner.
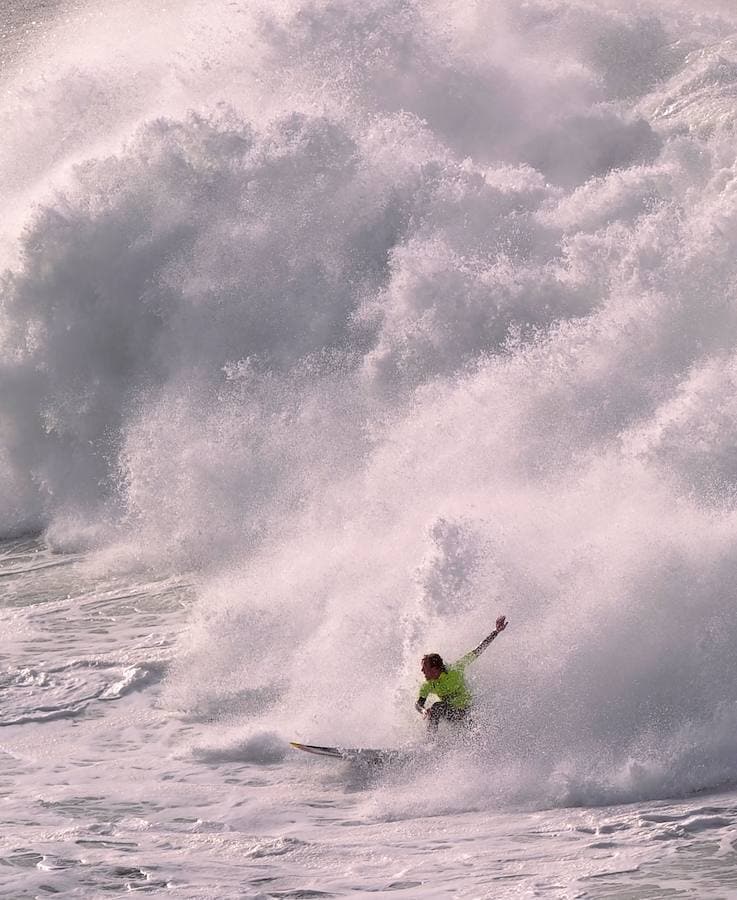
[{"x1": 2, "y1": 0, "x2": 737, "y2": 806}]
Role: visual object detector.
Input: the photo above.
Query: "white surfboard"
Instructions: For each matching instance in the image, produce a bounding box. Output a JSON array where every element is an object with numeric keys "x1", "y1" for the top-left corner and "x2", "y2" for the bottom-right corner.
[{"x1": 290, "y1": 741, "x2": 413, "y2": 764}]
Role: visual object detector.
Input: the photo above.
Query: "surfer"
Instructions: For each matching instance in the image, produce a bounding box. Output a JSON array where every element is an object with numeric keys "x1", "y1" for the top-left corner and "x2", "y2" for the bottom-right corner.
[{"x1": 415, "y1": 615, "x2": 508, "y2": 733}]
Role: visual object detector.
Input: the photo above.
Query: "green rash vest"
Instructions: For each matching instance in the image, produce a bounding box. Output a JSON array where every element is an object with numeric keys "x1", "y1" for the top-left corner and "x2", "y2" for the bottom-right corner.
[{"x1": 418, "y1": 652, "x2": 476, "y2": 710}]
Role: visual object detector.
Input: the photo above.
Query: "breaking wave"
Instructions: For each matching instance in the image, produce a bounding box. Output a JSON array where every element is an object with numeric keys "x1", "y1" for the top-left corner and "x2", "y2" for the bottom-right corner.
[{"x1": 3, "y1": 0, "x2": 737, "y2": 806}]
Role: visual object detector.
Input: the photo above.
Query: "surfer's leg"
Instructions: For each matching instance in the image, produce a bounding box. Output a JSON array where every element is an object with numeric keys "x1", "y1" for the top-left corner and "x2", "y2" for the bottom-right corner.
[
  {"x1": 446, "y1": 706, "x2": 469, "y2": 727},
  {"x1": 426, "y1": 701, "x2": 449, "y2": 733},
  {"x1": 428, "y1": 704, "x2": 472, "y2": 736},
  {"x1": 428, "y1": 700, "x2": 469, "y2": 733}
]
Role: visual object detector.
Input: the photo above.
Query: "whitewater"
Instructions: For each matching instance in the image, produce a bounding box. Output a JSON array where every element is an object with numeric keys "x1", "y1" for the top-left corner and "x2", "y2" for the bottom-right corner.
[{"x1": 3, "y1": 0, "x2": 737, "y2": 896}]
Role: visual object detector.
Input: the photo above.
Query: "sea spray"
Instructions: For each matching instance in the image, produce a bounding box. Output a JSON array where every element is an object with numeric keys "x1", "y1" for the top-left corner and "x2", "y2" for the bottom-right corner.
[{"x1": 2, "y1": 0, "x2": 737, "y2": 806}]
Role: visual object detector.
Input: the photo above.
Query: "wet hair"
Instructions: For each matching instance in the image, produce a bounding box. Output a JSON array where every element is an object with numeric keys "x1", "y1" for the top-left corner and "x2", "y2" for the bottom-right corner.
[{"x1": 422, "y1": 653, "x2": 447, "y2": 674}]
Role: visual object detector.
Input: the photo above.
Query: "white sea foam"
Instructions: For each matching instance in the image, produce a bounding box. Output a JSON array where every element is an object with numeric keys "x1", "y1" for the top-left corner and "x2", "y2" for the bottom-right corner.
[{"x1": 2, "y1": 0, "x2": 737, "y2": 850}]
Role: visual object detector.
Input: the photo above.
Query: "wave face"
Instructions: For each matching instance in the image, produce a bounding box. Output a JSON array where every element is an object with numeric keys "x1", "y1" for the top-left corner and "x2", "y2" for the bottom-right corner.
[{"x1": 3, "y1": 0, "x2": 737, "y2": 806}]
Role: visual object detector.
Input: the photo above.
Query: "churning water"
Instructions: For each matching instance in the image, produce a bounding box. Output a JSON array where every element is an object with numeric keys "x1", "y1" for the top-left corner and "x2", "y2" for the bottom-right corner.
[{"x1": 3, "y1": 1, "x2": 737, "y2": 897}]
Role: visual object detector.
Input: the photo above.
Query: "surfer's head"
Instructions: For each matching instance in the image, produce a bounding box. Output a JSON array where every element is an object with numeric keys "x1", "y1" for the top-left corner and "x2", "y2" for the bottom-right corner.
[{"x1": 421, "y1": 653, "x2": 446, "y2": 679}]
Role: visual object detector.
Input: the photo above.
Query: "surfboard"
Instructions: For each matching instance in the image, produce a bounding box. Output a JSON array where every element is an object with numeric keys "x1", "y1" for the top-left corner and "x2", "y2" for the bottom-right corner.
[{"x1": 290, "y1": 741, "x2": 413, "y2": 764}]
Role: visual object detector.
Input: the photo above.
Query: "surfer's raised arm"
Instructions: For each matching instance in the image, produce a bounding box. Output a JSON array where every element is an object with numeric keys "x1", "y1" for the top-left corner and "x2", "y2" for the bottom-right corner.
[{"x1": 469, "y1": 614, "x2": 508, "y2": 659}]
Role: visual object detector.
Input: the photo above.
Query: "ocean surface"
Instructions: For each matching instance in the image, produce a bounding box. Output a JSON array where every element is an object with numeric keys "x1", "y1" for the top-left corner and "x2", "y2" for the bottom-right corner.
[{"x1": 3, "y1": 1, "x2": 737, "y2": 897}]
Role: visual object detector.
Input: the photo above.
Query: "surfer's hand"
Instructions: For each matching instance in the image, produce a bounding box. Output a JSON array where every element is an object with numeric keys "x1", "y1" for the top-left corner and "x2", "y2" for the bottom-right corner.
[{"x1": 496, "y1": 615, "x2": 507, "y2": 632}]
